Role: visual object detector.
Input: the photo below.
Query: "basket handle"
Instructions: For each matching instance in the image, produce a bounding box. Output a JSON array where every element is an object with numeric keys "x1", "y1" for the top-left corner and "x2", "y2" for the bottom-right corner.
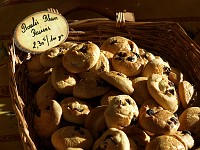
[{"x1": 57, "y1": 0, "x2": 135, "y2": 22}]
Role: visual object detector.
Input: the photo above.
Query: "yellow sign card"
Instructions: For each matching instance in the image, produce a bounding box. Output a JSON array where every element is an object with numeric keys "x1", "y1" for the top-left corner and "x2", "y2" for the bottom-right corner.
[{"x1": 13, "y1": 11, "x2": 69, "y2": 53}]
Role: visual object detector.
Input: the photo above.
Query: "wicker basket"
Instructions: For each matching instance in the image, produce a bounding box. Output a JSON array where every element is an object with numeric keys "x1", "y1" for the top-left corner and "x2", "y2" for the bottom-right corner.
[{"x1": 8, "y1": 15, "x2": 200, "y2": 150}]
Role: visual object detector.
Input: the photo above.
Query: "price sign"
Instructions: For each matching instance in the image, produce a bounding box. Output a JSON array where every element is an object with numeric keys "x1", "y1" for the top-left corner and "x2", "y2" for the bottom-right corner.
[{"x1": 13, "y1": 11, "x2": 69, "y2": 53}]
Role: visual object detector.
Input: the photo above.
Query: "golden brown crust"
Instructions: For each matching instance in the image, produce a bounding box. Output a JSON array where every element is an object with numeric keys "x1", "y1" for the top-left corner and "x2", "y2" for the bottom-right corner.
[
  {"x1": 99, "y1": 71, "x2": 134, "y2": 95},
  {"x1": 60, "y1": 97, "x2": 92, "y2": 124},
  {"x1": 141, "y1": 58, "x2": 170, "y2": 78},
  {"x1": 178, "y1": 80, "x2": 199, "y2": 109},
  {"x1": 145, "y1": 135, "x2": 186, "y2": 150},
  {"x1": 34, "y1": 100, "x2": 62, "y2": 138},
  {"x1": 51, "y1": 66, "x2": 77, "y2": 95},
  {"x1": 112, "y1": 50, "x2": 144, "y2": 77},
  {"x1": 62, "y1": 41, "x2": 100, "y2": 73},
  {"x1": 147, "y1": 74, "x2": 179, "y2": 113},
  {"x1": 104, "y1": 95, "x2": 139, "y2": 129},
  {"x1": 51, "y1": 126, "x2": 93, "y2": 150},
  {"x1": 100, "y1": 36, "x2": 139, "y2": 54},
  {"x1": 139, "y1": 107, "x2": 180, "y2": 135},
  {"x1": 92, "y1": 128, "x2": 130, "y2": 150}
]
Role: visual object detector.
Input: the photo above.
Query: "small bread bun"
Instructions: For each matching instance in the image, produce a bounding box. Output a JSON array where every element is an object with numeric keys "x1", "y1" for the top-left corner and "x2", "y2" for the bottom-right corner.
[
  {"x1": 62, "y1": 41, "x2": 100, "y2": 73},
  {"x1": 99, "y1": 71, "x2": 134, "y2": 95},
  {"x1": 179, "y1": 107, "x2": 200, "y2": 144},
  {"x1": 104, "y1": 94, "x2": 139, "y2": 129},
  {"x1": 141, "y1": 58, "x2": 170, "y2": 78},
  {"x1": 139, "y1": 105, "x2": 180, "y2": 135},
  {"x1": 92, "y1": 128, "x2": 130, "y2": 150},
  {"x1": 34, "y1": 100, "x2": 62, "y2": 138},
  {"x1": 178, "y1": 80, "x2": 199, "y2": 109},
  {"x1": 100, "y1": 36, "x2": 139, "y2": 54},
  {"x1": 145, "y1": 135, "x2": 185, "y2": 150},
  {"x1": 51, "y1": 66, "x2": 77, "y2": 95},
  {"x1": 51, "y1": 126, "x2": 93, "y2": 150},
  {"x1": 112, "y1": 50, "x2": 144, "y2": 77},
  {"x1": 147, "y1": 74, "x2": 179, "y2": 113},
  {"x1": 58, "y1": 41, "x2": 77, "y2": 50},
  {"x1": 60, "y1": 97, "x2": 92, "y2": 124}
]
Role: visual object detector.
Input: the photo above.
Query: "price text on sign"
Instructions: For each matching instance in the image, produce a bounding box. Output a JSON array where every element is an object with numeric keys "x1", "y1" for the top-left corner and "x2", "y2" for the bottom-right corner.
[{"x1": 13, "y1": 11, "x2": 69, "y2": 53}]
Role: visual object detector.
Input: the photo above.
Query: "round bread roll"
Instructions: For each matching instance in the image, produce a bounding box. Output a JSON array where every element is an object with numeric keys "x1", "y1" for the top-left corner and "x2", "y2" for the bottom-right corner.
[
  {"x1": 141, "y1": 58, "x2": 171, "y2": 78},
  {"x1": 179, "y1": 107, "x2": 200, "y2": 146},
  {"x1": 62, "y1": 41, "x2": 100, "y2": 73},
  {"x1": 112, "y1": 50, "x2": 144, "y2": 77},
  {"x1": 104, "y1": 94, "x2": 139, "y2": 129},
  {"x1": 100, "y1": 36, "x2": 139, "y2": 54},
  {"x1": 40, "y1": 47, "x2": 67, "y2": 68},
  {"x1": 99, "y1": 71, "x2": 134, "y2": 95},
  {"x1": 60, "y1": 97, "x2": 92, "y2": 124},
  {"x1": 34, "y1": 100, "x2": 62, "y2": 138},
  {"x1": 90, "y1": 51, "x2": 110, "y2": 73},
  {"x1": 172, "y1": 130, "x2": 194, "y2": 149},
  {"x1": 92, "y1": 128, "x2": 130, "y2": 150},
  {"x1": 51, "y1": 126, "x2": 93, "y2": 150},
  {"x1": 139, "y1": 106, "x2": 180, "y2": 135},
  {"x1": 147, "y1": 74, "x2": 179, "y2": 113},
  {"x1": 84, "y1": 105, "x2": 108, "y2": 139},
  {"x1": 145, "y1": 135, "x2": 186, "y2": 150},
  {"x1": 178, "y1": 80, "x2": 199, "y2": 109},
  {"x1": 51, "y1": 66, "x2": 77, "y2": 95}
]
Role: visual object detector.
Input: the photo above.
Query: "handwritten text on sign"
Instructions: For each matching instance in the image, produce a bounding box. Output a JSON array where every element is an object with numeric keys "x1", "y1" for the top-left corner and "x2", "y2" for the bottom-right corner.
[{"x1": 14, "y1": 11, "x2": 69, "y2": 53}]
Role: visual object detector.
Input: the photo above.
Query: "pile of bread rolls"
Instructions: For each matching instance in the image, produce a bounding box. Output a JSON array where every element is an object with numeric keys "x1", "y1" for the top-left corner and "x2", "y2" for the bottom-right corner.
[{"x1": 26, "y1": 36, "x2": 200, "y2": 150}]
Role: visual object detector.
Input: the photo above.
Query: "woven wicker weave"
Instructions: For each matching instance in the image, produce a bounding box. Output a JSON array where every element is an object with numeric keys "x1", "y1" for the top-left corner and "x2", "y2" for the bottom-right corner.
[{"x1": 8, "y1": 17, "x2": 200, "y2": 150}]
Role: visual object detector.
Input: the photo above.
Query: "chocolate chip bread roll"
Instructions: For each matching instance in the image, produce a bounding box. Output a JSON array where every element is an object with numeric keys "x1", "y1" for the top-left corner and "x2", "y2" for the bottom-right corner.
[
  {"x1": 60, "y1": 97, "x2": 92, "y2": 124},
  {"x1": 51, "y1": 66, "x2": 77, "y2": 95},
  {"x1": 104, "y1": 94, "x2": 139, "y2": 129},
  {"x1": 62, "y1": 41, "x2": 100, "y2": 73},
  {"x1": 92, "y1": 128, "x2": 130, "y2": 150},
  {"x1": 141, "y1": 58, "x2": 171, "y2": 78},
  {"x1": 34, "y1": 100, "x2": 62, "y2": 138},
  {"x1": 179, "y1": 107, "x2": 200, "y2": 146},
  {"x1": 51, "y1": 126, "x2": 93, "y2": 150},
  {"x1": 147, "y1": 74, "x2": 179, "y2": 113},
  {"x1": 139, "y1": 101, "x2": 180, "y2": 135},
  {"x1": 145, "y1": 135, "x2": 186, "y2": 150},
  {"x1": 99, "y1": 71, "x2": 134, "y2": 95},
  {"x1": 100, "y1": 36, "x2": 139, "y2": 54},
  {"x1": 112, "y1": 50, "x2": 144, "y2": 77}
]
